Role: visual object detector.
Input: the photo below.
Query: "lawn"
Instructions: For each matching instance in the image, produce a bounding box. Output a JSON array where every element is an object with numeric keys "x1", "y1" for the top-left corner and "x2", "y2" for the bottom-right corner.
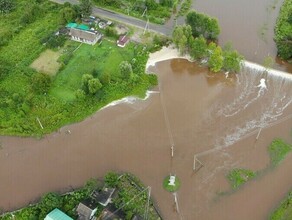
[{"x1": 50, "y1": 40, "x2": 135, "y2": 102}]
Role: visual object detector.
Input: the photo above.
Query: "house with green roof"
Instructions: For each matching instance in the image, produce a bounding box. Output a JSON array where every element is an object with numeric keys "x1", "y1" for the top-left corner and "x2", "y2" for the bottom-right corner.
[
  {"x1": 44, "y1": 208, "x2": 73, "y2": 220},
  {"x1": 66, "y1": 23, "x2": 102, "y2": 45}
]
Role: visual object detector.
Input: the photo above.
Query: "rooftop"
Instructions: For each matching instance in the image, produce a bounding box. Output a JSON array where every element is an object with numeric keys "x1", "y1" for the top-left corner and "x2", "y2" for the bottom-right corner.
[
  {"x1": 44, "y1": 208, "x2": 73, "y2": 220},
  {"x1": 66, "y1": 23, "x2": 90, "y2": 31}
]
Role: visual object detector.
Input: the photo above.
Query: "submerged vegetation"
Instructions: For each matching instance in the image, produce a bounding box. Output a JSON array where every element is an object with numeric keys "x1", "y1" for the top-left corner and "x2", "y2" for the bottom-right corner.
[
  {"x1": 163, "y1": 175, "x2": 181, "y2": 192},
  {"x1": 268, "y1": 138, "x2": 292, "y2": 166},
  {"x1": 274, "y1": 0, "x2": 292, "y2": 61},
  {"x1": 227, "y1": 169, "x2": 256, "y2": 189},
  {"x1": 270, "y1": 191, "x2": 292, "y2": 220},
  {"x1": 0, "y1": 0, "x2": 157, "y2": 136}
]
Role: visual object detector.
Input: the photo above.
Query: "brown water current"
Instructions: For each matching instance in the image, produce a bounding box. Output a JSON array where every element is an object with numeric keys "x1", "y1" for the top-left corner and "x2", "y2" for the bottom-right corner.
[
  {"x1": 1, "y1": 59, "x2": 292, "y2": 219},
  {"x1": 192, "y1": 0, "x2": 292, "y2": 73}
]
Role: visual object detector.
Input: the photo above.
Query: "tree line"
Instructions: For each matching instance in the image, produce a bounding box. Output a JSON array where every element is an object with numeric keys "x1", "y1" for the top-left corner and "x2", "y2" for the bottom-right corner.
[
  {"x1": 274, "y1": 0, "x2": 292, "y2": 60},
  {"x1": 172, "y1": 11, "x2": 243, "y2": 73}
]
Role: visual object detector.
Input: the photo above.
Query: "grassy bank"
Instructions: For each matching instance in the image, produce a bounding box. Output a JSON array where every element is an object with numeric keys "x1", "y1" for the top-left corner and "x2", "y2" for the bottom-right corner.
[
  {"x1": 274, "y1": 0, "x2": 292, "y2": 61},
  {"x1": 270, "y1": 191, "x2": 292, "y2": 220},
  {"x1": 0, "y1": 0, "x2": 157, "y2": 137}
]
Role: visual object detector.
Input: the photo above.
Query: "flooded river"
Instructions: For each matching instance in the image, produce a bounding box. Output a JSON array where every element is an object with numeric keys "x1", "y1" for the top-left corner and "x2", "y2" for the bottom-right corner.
[
  {"x1": 192, "y1": 0, "x2": 292, "y2": 73},
  {"x1": 1, "y1": 0, "x2": 292, "y2": 219},
  {"x1": 1, "y1": 59, "x2": 292, "y2": 219}
]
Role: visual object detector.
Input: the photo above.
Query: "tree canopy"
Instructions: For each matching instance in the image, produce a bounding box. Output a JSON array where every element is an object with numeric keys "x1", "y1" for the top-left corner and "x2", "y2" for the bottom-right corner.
[
  {"x1": 274, "y1": 0, "x2": 292, "y2": 60},
  {"x1": 0, "y1": 0, "x2": 15, "y2": 14},
  {"x1": 80, "y1": 0, "x2": 92, "y2": 17},
  {"x1": 186, "y1": 11, "x2": 220, "y2": 40}
]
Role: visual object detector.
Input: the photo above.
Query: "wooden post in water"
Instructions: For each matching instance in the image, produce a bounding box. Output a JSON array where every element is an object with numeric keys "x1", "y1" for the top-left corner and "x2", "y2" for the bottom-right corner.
[
  {"x1": 193, "y1": 155, "x2": 196, "y2": 171},
  {"x1": 193, "y1": 155, "x2": 204, "y2": 171},
  {"x1": 36, "y1": 117, "x2": 44, "y2": 129},
  {"x1": 256, "y1": 127, "x2": 262, "y2": 141}
]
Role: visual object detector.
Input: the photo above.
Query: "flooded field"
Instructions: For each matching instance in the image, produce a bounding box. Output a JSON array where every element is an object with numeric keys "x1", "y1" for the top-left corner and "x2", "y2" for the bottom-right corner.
[{"x1": 1, "y1": 59, "x2": 292, "y2": 219}]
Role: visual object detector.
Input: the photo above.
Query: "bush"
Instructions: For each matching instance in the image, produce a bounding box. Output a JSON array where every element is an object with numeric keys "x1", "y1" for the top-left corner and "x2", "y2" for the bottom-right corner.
[
  {"x1": 227, "y1": 168, "x2": 256, "y2": 189},
  {"x1": 0, "y1": 0, "x2": 16, "y2": 14},
  {"x1": 105, "y1": 172, "x2": 119, "y2": 187},
  {"x1": 31, "y1": 72, "x2": 52, "y2": 94},
  {"x1": 268, "y1": 138, "x2": 292, "y2": 166},
  {"x1": 104, "y1": 26, "x2": 118, "y2": 38}
]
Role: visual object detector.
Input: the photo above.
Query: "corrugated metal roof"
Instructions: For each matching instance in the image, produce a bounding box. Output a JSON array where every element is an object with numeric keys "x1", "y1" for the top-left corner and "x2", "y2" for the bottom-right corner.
[
  {"x1": 66, "y1": 23, "x2": 78, "y2": 28},
  {"x1": 77, "y1": 24, "x2": 90, "y2": 31},
  {"x1": 44, "y1": 208, "x2": 73, "y2": 220}
]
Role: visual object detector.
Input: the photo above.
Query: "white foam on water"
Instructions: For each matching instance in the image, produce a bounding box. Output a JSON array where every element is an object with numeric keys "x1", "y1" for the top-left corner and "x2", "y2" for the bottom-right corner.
[
  {"x1": 204, "y1": 60, "x2": 292, "y2": 152},
  {"x1": 100, "y1": 90, "x2": 158, "y2": 111}
]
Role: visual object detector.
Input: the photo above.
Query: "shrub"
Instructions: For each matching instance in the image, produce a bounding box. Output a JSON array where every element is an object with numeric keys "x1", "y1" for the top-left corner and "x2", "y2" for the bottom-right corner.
[{"x1": 105, "y1": 172, "x2": 119, "y2": 187}]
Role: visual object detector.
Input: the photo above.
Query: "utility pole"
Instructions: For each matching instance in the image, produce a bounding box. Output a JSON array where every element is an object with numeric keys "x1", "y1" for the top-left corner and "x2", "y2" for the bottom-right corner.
[
  {"x1": 144, "y1": 187, "x2": 151, "y2": 220},
  {"x1": 142, "y1": 7, "x2": 147, "y2": 17},
  {"x1": 256, "y1": 127, "x2": 262, "y2": 141},
  {"x1": 36, "y1": 117, "x2": 44, "y2": 129},
  {"x1": 143, "y1": 19, "x2": 149, "y2": 35}
]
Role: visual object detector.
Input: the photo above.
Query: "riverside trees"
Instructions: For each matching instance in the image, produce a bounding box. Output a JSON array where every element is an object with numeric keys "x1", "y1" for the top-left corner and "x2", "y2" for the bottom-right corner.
[
  {"x1": 186, "y1": 11, "x2": 220, "y2": 40},
  {"x1": 172, "y1": 11, "x2": 243, "y2": 73},
  {"x1": 274, "y1": 0, "x2": 292, "y2": 60}
]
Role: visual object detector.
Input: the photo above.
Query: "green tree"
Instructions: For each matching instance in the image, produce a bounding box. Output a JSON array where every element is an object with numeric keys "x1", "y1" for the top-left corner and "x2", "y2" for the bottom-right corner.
[
  {"x1": 0, "y1": 0, "x2": 15, "y2": 14},
  {"x1": 172, "y1": 26, "x2": 184, "y2": 48},
  {"x1": 274, "y1": 0, "x2": 292, "y2": 60},
  {"x1": 88, "y1": 78, "x2": 102, "y2": 94},
  {"x1": 222, "y1": 43, "x2": 243, "y2": 72},
  {"x1": 208, "y1": 45, "x2": 223, "y2": 72},
  {"x1": 32, "y1": 72, "x2": 51, "y2": 94},
  {"x1": 80, "y1": 0, "x2": 92, "y2": 17},
  {"x1": 172, "y1": 25, "x2": 192, "y2": 54},
  {"x1": 60, "y1": 6, "x2": 77, "y2": 24},
  {"x1": 75, "y1": 89, "x2": 86, "y2": 100},
  {"x1": 160, "y1": 0, "x2": 173, "y2": 7},
  {"x1": 105, "y1": 26, "x2": 118, "y2": 38},
  {"x1": 186, "y1": 11, "x2": 220, "y2": 40},
  {"x1": 119, "y1": 61, "x2": 133, "y2": 79},
  {"x1": 105, "y1": 172, "x2": 119, "y2": 187},
  {"x1": 38, "y1": 192, "x2": 63, "y2": 219},
  {"x1": 82, "y1": 74, "x2": 93, "y2": 93},
  {"x1": 190, "y1": 36, "x2": 208, "y2": 60}
]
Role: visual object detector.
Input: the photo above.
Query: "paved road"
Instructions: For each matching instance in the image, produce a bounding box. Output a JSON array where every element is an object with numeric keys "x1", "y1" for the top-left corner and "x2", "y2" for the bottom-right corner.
[{"x1": 50, "y1": 0, "x2": 173, "y2": 36}]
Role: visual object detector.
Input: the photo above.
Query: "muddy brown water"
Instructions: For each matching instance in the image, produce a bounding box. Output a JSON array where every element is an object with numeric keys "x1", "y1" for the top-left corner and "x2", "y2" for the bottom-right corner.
[
  {"x1": 191, "y1": 0, "x2": 292, "y2": 73},
  {"x1": 1, "y1": 59, "x2": 292, "y2": 219}
]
